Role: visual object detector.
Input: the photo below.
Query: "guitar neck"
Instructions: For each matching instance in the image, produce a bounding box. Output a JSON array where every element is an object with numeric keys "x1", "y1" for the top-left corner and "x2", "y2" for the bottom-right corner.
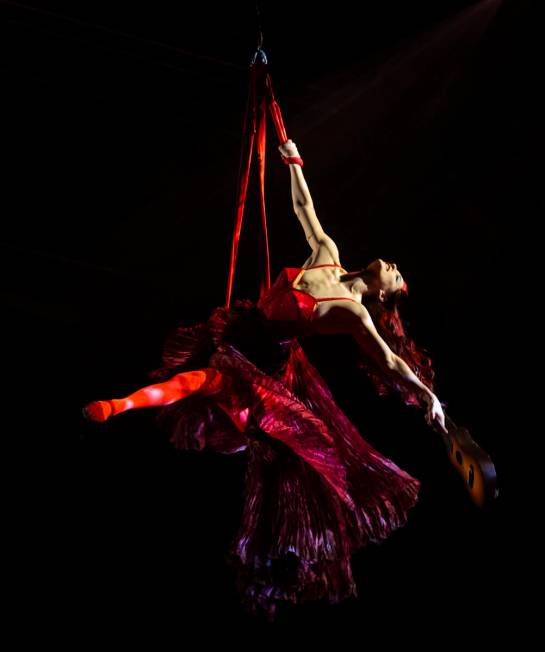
[
  {"x1": 436, "y1": 411, "x2": 457, "y2": 452},
  {"x1": 444, "y1": 413, "x2": 457, "y2": 431}
]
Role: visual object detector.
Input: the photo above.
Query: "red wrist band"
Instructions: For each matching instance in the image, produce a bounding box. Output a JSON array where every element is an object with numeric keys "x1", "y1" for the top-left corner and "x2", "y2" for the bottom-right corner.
[{"x1": 281, "y1": 156, "x2": 304, "y2": 167}]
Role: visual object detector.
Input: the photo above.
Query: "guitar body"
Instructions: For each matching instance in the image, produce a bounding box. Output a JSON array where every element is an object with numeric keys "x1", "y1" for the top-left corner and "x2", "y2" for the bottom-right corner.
[{"x1": 435, "y1": 413, "x2": 498, "y2": 507}]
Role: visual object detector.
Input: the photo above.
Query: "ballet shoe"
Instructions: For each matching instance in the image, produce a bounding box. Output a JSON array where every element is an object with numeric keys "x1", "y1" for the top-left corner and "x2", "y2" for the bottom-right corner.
[{"x1": 82, "y1": 400, "x2": 114, "y2": 423}]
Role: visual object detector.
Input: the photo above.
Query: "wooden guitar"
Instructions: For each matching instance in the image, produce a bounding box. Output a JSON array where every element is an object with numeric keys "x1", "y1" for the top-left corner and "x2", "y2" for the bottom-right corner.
[{"x1": 432, "y1": 412, "x2": 498, "y2": 507}]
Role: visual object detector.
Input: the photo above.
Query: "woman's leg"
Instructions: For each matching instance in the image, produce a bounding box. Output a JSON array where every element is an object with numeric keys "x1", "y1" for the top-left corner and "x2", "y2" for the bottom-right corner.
[{"x1": 83, "y1": 367, "x2": 224, "y2": 422}]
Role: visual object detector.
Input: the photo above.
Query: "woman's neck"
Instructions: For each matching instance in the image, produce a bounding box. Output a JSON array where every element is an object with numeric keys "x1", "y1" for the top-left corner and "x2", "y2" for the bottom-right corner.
[{"x1": 340, "y1": 271, "x2": 370, "y2": 299}]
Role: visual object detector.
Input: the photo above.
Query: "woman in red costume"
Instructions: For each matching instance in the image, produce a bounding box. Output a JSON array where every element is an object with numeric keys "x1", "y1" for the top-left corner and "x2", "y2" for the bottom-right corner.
[{"x1": 83, "y1": 139, "x2": 447, "y2": 622}]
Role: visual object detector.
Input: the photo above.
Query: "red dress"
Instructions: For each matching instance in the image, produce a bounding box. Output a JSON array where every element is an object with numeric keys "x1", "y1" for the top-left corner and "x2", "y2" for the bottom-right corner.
[{"x1": 148, "y1": 264, "x2": 420, "y2": 620}]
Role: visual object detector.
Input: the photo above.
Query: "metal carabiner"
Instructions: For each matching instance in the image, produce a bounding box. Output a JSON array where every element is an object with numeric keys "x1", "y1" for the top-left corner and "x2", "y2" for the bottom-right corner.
[{"x1": 251, "y1": 46, "x2": 268, "y2": 66}]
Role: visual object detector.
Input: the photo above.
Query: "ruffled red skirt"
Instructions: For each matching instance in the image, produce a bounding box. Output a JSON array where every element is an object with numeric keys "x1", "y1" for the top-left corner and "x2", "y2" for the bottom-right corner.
[{"x1": 148, "y1": 299, "x2": 420, "y2": 621}]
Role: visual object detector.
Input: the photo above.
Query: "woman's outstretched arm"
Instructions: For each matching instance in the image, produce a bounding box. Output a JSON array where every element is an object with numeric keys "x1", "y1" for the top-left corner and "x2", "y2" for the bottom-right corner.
[
  {"x1": 279, "y1": 139, "x2": 338, "y2": 255},
  {"x1": 346, "y1": 305, "x2": 448, "y2": 433}
]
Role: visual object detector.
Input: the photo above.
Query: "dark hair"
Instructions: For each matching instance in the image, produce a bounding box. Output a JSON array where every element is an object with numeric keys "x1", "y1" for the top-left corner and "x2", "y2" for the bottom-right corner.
[{"x1": 358, "y1": 283, "x2": 436, "y2": 408}]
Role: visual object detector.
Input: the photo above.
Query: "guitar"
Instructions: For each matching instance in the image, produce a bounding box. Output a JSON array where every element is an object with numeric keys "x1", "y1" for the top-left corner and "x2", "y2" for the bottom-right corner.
[{"x1": 432, "y1": 413, "x2": 498, "y2": 508}]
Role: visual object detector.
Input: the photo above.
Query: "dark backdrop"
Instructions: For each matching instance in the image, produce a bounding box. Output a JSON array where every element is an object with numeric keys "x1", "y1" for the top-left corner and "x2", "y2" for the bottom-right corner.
[{"x1": 2, "y1": 0, "x2": 536, "y2": 643}]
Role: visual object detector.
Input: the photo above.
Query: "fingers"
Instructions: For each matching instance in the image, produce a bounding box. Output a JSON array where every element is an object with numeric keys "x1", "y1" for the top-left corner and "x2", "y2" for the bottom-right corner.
[
  {"x1": 424, "y1": 409, "x2": 447, "y2": 434},
  {"x1": 279, "y1": 139, "x2": 296, "y2": 153}
]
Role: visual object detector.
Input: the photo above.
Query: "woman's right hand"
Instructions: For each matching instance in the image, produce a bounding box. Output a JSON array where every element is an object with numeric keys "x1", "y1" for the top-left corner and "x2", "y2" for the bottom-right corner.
[
  {"x1": 278, "y1": 139, "x2": 300, "y2": 159},
  {"x1": 423, "y1": 393, "x2": 448, "y2": 434}
]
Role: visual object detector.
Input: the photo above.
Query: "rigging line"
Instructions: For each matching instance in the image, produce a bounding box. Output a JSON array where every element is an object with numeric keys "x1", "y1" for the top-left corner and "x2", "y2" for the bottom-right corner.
[
  {"x1": 1, "y1": 18, "x2": 305, "y2": 108},
  {"x1": 2, "y1": 3, "x2": 307, "y2": 107},
  {"x1": 256, "y1": 2, "x2": 263, "y2": 49},
  {"x1": 0, "y1": 15, "x2": 246, "y2": 90},
  {"x1": 1, "y1": 0, "x2": 245, "y2": 70},
  {"x1": 2, "y1": 62, "x2": 244, "y2": 137},
  {"x1": 0, "y1": 241, "x2": 157, "y2": 282}
]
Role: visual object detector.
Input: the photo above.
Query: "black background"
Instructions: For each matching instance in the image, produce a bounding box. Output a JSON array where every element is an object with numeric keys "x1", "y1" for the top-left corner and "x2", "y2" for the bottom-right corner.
[{"x1": 2, "y1": 0, "x2": 537, "y2": 643}]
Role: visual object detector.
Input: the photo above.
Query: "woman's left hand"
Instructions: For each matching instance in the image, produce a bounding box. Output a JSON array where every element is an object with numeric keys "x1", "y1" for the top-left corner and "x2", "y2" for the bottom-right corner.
[
  {"x1": 278, "y1": 139, "x2": 300, "y2": 159},
  {"x1": 424, "y1": 393, "x2": 448, "y2": 434}
]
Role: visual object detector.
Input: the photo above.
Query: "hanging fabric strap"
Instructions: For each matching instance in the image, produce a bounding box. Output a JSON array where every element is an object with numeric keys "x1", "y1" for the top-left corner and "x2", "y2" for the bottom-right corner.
[{"x1": 224, "y1": 50, "x2": 292, "y2": 309}]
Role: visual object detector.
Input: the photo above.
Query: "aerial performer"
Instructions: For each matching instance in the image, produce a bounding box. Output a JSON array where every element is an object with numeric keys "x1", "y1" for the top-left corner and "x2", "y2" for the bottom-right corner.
[{"x1": 83, "y1": 43, "x2": 495, "y2": 621}]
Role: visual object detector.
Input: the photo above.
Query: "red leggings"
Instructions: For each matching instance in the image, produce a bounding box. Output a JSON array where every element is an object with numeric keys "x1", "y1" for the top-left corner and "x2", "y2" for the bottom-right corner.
[{"x1": 83, "y1": 367, "x2": 224, "y2": 422}]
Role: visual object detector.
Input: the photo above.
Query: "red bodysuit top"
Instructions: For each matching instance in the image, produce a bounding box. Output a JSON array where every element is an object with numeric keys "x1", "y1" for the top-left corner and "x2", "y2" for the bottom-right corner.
[{"x1": 257, "y1": 264, "x2": 361, "y2": 336}]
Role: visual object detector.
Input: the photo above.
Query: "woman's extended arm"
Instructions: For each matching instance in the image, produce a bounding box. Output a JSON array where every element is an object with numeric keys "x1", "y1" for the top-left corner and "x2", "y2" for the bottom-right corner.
[
  {"x1": 348, "y1": 306, "x2": 448, "y2": 433},
  {"x1": 279, "y1": 139, "x2": 329, "y2": 249}
]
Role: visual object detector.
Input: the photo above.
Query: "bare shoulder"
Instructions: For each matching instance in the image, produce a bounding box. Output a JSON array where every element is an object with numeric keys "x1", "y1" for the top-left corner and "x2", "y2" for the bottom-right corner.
[{"x1": 302, "y1": 234, "x2": 342, "y2": 268}]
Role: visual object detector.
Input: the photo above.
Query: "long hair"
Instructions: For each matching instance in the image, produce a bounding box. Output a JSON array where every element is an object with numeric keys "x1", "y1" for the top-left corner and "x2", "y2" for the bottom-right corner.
[{"x1": 358, "y1": 282, "x2": 436, "y2": 408}]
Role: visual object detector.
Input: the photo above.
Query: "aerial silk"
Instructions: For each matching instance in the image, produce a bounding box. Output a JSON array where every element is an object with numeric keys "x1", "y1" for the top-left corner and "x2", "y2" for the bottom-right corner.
[{"x1": 225, "y1": 49, "x2": 293, "y2": 309}]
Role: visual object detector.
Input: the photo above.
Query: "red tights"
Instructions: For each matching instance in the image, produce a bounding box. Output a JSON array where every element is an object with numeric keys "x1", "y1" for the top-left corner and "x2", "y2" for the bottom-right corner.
[{"x1": 83, "y1": 367, "x2": 224, "y2": 422}]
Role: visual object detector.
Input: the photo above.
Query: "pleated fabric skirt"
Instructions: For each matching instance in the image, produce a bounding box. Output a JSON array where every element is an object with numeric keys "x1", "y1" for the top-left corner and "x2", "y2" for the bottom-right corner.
[{"x1": 148, "y1": 299, "x2": 420, "y2": 621}]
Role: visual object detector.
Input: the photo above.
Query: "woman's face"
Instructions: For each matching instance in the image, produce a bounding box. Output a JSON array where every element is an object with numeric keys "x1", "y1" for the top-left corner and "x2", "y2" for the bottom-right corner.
[{"x1": 363, "y1": 259, "x2": 405, "y2": 299}]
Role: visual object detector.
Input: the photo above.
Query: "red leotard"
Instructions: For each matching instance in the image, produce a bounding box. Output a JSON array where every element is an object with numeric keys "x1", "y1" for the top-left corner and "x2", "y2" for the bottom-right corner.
[{"x1": 257, "y1": 264, "x2": 360, "y2": 331}]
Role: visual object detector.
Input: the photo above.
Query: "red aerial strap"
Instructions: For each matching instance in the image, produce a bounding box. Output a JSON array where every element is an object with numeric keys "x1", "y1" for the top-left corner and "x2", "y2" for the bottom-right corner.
[{"x1": 224, "y1": 52, "x2": 291, "y2": 309}]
